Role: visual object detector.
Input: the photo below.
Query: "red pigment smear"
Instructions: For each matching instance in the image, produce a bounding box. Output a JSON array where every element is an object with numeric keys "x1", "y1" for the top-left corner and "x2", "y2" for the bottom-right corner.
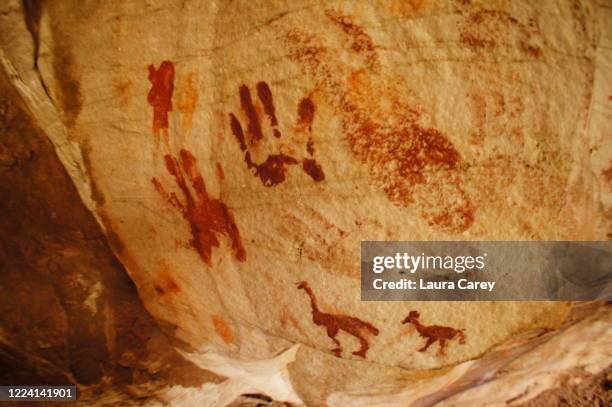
[
  {"x1": 402, "y1": 310, "x2": 465, "y2": 356},
  {"x1": 458, "y1": 9, "x2": 543, "y2": 58},
  {"x1": 211, "y1": 315, "x2": 235, "y2": 344},
  {"x1": 216, "y1": 163, "x2": 225, "y2": 180},
  {"x1": 297, "y1": 281, "x2": 379, "y2": 358},
  {"x1": 325, "y1": 10, "x2": 379, "y2": 69},
  {"x1": 152, "y1": 149, "x2": 246, "y2": 265},
  {"x1": 285, "y1": 27, "x2": 473, "y2": 232},
  {"x1": 147, "y1": 61, "x2": 175, "y2": 139}
]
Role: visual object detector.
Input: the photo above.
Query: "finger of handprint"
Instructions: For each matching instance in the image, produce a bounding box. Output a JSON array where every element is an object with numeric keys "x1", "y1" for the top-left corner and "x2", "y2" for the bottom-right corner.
[
  {"x1": 151, "y1": 178, "x2": 185, "y2": 210},
  {"x1": 297, "y1": 97, "x2": 316, "y2": 155},
  {"x1": 229, "y1": 113, "x2": 248, "y2": 152},
  {"x1": 238, "y1": 85, "x2": 263, "y2": 145},
  {"x1": 324, "y1": 10, "x2": 379, "y2": 71},
  {"x1": 230, "y1": 113, "x2": 260, "y2": 173},
  {"x1": 302, "y1": 159, "x2": 325, "y2": 182},
  {"x1": 256, "y1": 82, "x2": 281, "y2": 138},
  {"x1": 179, "y1": 149, "x2": 207, "y2": 195},
  {"x1": 163, "y1": 154, "x2": 195, "y2": 207}
]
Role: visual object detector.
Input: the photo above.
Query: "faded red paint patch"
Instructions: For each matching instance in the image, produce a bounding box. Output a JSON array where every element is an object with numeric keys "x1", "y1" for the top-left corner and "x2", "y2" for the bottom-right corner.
[
  {"x1": 256, "y1": 82, "x2": 281, "y2": 138},
  {"x1": 280, "y1": 310, "x2": 307, "y2": 336},
  {"x1": 297, "y1": 281, "x2": 379, "y2": 358},
  {"x1": 466, "y1": 79, "x2": 525, "y2": 146},
  {"x1": 389, "y1": 0, "x2": 429, "y2": 16},
  {"x1": 114, "y1": 78, "x2": 133, "y2": 109},
  {"x1": 229, "y1": 82, "x2": 325, "y2": 186},
  {"x1": 211, "y1": 315, "x2": 235, "y2": 344},
  {"x1": 402, "y1": 310, "x2": 465, "y2": 356},
  {"x1": 216, "y1": 162, "x2": 225, "y2": 180},
  {"x1": 457, "y1": 6, "x2": 543, "y2": 58},
  {"x1": 152, "y1": 149, "x2": 246, "y2": 266},
  {"x1": 325, "y1": 10, "x2": 379, "y2": 70},
  {"x1": 178, "y1": 72, "x2": 199, "y2": 138},
  {"x1": 285, "y1": 23, "x2": 474, "y2": 232},
  {"x1": 147, "y1": 60, "x2": 175, "y2": 145}
]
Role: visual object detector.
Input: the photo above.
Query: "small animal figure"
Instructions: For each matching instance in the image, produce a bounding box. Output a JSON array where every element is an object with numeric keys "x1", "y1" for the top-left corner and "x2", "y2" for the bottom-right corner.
[
  {"x1": 297, "y1": 281, "x2": 379, "y2": 358},
  {"x1": 402, "y1": 310, "x2": 466, "y2": 356}
]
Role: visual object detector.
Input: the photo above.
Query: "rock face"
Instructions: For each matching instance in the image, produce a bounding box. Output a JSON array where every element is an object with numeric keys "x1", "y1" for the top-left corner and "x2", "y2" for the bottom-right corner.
[
  {"x1": 0, "y1": 0, "x2": 610, "y2": 405},
  {"x1": 0, "y1": 64, "x2": 221, "y2": 399}
]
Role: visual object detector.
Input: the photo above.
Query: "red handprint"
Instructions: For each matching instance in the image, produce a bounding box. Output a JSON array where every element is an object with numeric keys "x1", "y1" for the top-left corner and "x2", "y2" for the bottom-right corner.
[
  {"x1": 152, "y1": 149, "x2": 246, "y2": 266},
  {"x1": 229, "y1": 81, "x2": 325, "y2": 187}
]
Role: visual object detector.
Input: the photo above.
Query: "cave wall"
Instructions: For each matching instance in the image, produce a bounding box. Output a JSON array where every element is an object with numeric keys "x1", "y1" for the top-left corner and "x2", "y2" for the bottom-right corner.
[{"x1": 0, "y1": 66, "x2": 220, "y2": 400}]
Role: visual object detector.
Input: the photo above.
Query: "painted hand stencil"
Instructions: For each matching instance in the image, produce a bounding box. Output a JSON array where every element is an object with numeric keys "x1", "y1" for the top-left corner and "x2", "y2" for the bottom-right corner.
[{"x1": 229, "y1": 82, "x2": 325, "y2": 187}]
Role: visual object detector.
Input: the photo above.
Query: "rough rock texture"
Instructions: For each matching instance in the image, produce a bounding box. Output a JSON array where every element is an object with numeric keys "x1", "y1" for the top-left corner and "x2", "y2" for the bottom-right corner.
[
  {"x1": 517, "y1": 366, "x2": 611, "y2": 407},
  {"x1": 0, "y1": 0, "x2": 611, "y2": 405},
  {"x1": 0, "y1": 65, "x2": 221, "y2": 402}
]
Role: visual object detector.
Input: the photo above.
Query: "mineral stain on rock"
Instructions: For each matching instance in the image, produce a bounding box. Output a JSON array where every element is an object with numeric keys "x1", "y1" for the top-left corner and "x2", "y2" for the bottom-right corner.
[
  {"x1": 152, "y1": 149, "x2": 246, "y2": 266},
  {"x1": 147, "y1": 60, "x2": 175, "y2": 146},
  {"x1": 211, "y1": 315, "x2": 235, "y2": 344},
  {"x1": 297, "y1": 281, "x2": 379, "y2": 358},
  {"x1": 229, "y1": 82, "x2": 325, "y2": 186}
]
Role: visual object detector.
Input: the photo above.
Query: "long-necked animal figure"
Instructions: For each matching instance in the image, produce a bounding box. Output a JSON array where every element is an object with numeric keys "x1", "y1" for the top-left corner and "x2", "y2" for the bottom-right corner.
[
  {"x1": 402, "y1": 310, "x2": 466, "y2": 356},
  {"x1": 297, "y1": 281, "x2": 379, "y2": 358}
]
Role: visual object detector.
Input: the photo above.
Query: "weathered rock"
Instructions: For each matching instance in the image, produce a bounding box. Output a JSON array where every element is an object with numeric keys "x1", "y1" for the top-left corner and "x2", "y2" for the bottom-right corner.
[{"x1": 0, "y1": 0, "x2": 610, "y2": 405}]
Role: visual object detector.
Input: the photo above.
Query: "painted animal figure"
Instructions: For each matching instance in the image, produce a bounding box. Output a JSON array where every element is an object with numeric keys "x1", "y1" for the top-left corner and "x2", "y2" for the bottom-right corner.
[
  {"x1": 402, "y1": 310, "x2": 466, "y2": 356},
  {"x1": 297, "y1": 281, "x2": 379, "y2": 358}
]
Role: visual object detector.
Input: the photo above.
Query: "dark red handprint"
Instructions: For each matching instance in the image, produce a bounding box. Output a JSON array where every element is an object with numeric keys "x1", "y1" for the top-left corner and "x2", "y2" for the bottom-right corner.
[
  {"x1": 152, "y1": 149, "x2": 246, "y2": 266},
  {"x1": 229, "y1": 81, "x2": 325, "y2": 187}
]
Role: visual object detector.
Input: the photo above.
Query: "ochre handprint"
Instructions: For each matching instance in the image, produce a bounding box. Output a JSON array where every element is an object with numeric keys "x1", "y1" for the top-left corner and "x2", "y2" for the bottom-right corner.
[
  {"x1": 229, "y1": 81, "x2": 325, "y2": 187},
  {"x1": 152, "y1": 149, "x2": 246, "y2": 266}
]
